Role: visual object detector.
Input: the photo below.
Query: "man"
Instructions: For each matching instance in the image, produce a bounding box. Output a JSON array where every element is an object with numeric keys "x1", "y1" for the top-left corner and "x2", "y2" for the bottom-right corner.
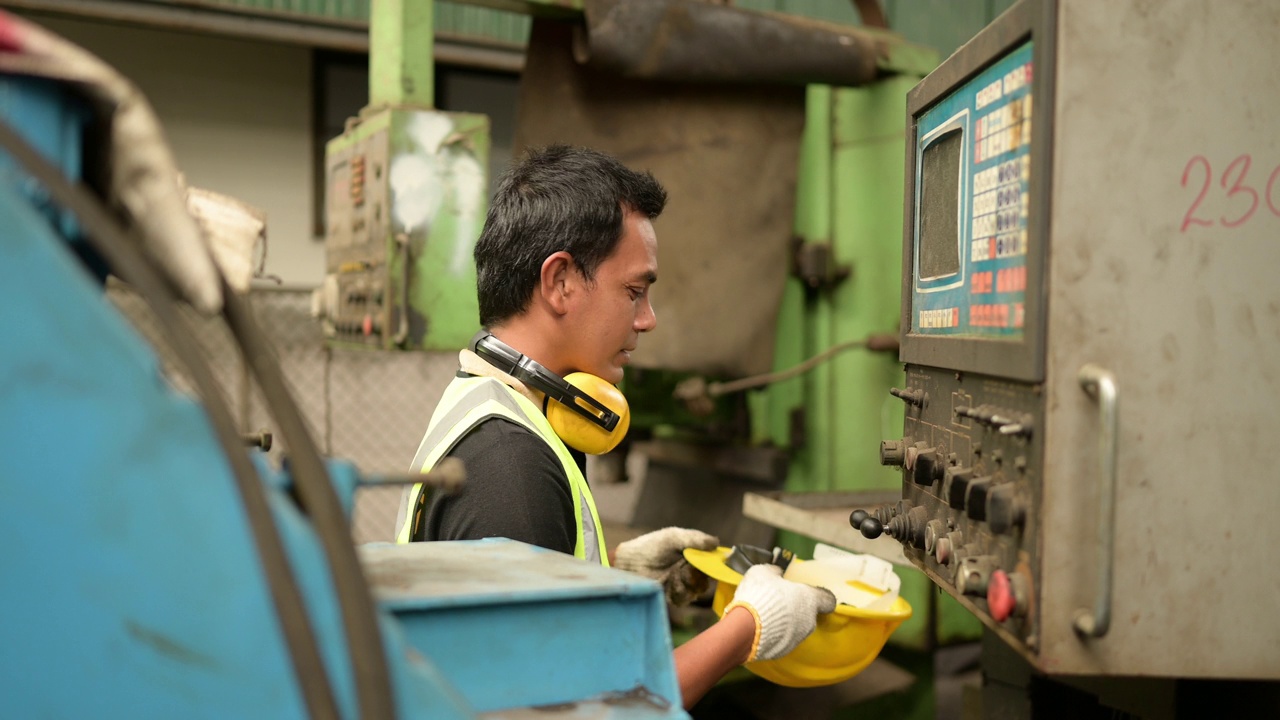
[{"x1": 396, "y1": 145, "x2": 834, "y2": 708}]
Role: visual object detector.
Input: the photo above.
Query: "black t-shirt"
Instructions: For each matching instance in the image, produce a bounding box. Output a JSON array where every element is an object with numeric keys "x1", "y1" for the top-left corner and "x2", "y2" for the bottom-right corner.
[{"x1": 420, "y1": 416, "x2": 588, "y2": 556}]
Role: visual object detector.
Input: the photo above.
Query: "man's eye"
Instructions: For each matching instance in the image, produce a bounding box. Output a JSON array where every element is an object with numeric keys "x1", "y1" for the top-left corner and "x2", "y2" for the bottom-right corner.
[{"x1": 627, "y1": 287, "x2": 642, "y2": 301}]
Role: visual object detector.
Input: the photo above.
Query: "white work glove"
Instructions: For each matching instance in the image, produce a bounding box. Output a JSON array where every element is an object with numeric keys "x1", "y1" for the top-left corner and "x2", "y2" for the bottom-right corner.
[
  {"x1": 724, "y1": 564, "x2": 838, "y2": 661},
  {"x1": 613, "y1": 527, "x2": 719, "y2": 607}
]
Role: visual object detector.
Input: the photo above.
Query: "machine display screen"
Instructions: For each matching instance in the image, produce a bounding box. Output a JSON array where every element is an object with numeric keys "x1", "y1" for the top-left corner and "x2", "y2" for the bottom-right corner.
[
  {"x1": 911, "y1": 41, "x2": 1033, "y2": 339},
  {"x1": 918, "y1": 130, "x2": 963, "y2": 281}
]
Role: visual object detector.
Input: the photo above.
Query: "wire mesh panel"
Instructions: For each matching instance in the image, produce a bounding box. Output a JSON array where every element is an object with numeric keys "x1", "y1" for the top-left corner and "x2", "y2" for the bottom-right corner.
[{"x1": 108, "y1": 284, "x2": 457, "y2": 544}]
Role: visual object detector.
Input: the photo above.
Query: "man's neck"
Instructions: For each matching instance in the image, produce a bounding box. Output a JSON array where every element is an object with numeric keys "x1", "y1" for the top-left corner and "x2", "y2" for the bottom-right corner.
[{"x1": 489, "y1": 320, "x2": 568, "y2": 377}]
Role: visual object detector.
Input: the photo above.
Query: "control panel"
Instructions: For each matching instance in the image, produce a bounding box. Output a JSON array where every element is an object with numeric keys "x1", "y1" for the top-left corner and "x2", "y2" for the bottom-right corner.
[
  {"x1": 322, "y1": 128, "x2": 392, "y2": 347},
  {"x1": 317, "y1": 108, "x2": 488, "y2": 351},
  {"x1": 859, "y1": 371, "x2": 1042, "y2": 647},
  {"x1": 860, "y1": 0, "x2": 1280, "y2": 680}
]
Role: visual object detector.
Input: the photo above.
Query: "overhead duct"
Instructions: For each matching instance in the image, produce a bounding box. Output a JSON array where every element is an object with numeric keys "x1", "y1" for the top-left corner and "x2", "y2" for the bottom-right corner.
[{"x1": 574, "y1": 0, "x2": 884, "y2": 87}]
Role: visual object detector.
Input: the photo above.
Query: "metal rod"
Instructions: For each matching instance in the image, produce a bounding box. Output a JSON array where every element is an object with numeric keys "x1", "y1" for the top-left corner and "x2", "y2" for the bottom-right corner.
[{"x1": 361, "y1": 457, "x2": 466, "y2": 494}]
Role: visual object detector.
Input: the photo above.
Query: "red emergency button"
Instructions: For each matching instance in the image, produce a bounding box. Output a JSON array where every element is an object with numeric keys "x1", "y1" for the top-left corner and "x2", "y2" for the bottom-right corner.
[
  {"x1": 362, "y1": 314, "x2": 373, "y2": 336},
  {"x1": 988, "y1": 569, "x2": 1015, "y2": 622}
]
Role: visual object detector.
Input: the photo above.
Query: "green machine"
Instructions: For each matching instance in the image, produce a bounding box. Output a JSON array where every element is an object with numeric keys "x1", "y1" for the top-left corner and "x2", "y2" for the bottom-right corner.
[
  {"x1": 745, "y1": 80, "x2": 987, "y2": 718},
  {"x1": 317, "y1": 0, "x2": 491, "y2": 350}
]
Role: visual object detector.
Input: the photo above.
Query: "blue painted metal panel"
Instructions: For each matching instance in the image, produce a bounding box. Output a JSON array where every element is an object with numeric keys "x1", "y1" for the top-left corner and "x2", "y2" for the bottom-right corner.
[
  {"x1": 0, "y1": 76, "x2": 84, "y2": 238},
  {"x1": 362, "y1": 540, "x2": 688, "y2": 717},
  {"x1": 0, "y1": 73, "x2": 471, "y2": 719}
]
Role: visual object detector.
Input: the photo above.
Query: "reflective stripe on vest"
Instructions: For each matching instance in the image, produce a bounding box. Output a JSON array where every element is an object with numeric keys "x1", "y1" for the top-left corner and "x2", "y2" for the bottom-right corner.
[{"x1": 393, "y1": 375, "x2": 608, "y2": 565}]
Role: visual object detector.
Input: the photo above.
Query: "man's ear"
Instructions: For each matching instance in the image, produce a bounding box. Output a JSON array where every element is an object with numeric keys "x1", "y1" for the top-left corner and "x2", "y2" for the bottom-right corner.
[{"x1": 539, "y1": 251, "x2": 576, "y2": 315}]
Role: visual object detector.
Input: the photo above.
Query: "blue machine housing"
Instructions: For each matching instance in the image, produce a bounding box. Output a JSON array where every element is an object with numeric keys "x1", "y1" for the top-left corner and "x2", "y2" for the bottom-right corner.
[
  {"x1": 0, "y1": 73, "x2": 687, "y2": 719},
  {"x1": 362, "y1": 539, "x2": 681, "y2": 713}
]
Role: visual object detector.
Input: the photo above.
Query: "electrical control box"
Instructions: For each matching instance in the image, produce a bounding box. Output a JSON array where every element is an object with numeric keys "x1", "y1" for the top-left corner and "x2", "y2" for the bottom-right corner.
[
  {"x1": 319, "y1": 108, "x2": 489, "y2": 350},
  {"x1": 883, "y1": 0, "x2": 1280, "y2": 678}
]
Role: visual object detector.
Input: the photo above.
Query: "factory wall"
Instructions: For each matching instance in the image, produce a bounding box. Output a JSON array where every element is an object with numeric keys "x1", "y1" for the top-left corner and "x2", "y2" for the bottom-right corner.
[{"x1": 23, "y1": 14, "x2": 324, "y2": 286}]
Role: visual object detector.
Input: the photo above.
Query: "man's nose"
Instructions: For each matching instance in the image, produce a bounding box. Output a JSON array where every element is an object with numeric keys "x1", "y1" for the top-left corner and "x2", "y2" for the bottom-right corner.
[{"x1": 635, "y1": 297, "x2": 657, "y2": 332}]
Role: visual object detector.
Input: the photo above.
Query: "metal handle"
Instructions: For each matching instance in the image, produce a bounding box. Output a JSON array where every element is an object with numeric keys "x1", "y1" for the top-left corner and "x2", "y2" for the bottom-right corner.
[{"x1": 1074, "y1": 364, "x2": 1118, "y2": 638}]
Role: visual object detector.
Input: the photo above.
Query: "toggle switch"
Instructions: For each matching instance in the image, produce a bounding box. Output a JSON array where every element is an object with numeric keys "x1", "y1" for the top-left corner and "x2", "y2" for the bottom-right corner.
[
  {"x1": 890, "y1": 387, "x2": 927, "y2": 408},
  {"x1": 913, "y1": 448, "x2": 945, "y2": 486},
  {"x1": 965, "y1": 477, "x2": 994, "y2": 521},
  {"x1": 943, "y1": 467, "x2": 973, "y2": 509}
]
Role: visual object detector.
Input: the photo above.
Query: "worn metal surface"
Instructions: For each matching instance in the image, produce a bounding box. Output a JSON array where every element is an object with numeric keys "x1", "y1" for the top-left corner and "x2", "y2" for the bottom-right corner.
[
  {"x1": 1035, "y1": 0, "x2": 1280, "y2": 678},
  {"x1": 891, "y1": 0, "x2": 1280, "y2": 679},
  {"x1": 362, "y1": 538, "x2": 657, "y2": 605},
  {"x1": 515, "y1": 20, "x2": 804, "y2": 377},
  {"x1": 360, "y1": 539, "x2": 686, "y2": 716}
]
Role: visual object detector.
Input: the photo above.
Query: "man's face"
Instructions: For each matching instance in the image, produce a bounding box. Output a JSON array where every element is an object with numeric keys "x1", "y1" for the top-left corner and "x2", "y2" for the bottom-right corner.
[{"x1": 564, "y1": 210, "x2": 658, "y2": 384}]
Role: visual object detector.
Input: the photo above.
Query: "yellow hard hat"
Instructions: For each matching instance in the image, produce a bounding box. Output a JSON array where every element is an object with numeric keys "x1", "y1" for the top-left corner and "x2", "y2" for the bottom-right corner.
[{"x1": 684, "y1": 546, "x2": 913, "y2": 688}]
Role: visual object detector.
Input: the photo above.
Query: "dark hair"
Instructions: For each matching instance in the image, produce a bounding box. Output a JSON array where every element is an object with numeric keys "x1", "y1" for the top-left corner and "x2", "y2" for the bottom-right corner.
[{"x1": 474, "y1": 145, "x2": 667, "y2": 327}]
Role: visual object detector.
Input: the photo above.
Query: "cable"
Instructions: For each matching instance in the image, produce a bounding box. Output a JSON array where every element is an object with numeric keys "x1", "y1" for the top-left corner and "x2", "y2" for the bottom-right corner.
[
  {"x1": 222, "y1": 278, "x2": 396, "y2": 720},
  {"x1": 707, "y1": 333, "x2": 899, "y2": 397},
  {"x1": 0, "y1": 119, "x2": 341, "y2": 720}
]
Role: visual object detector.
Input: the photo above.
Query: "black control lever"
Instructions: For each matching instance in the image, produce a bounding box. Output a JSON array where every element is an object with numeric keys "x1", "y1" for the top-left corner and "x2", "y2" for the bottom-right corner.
[
  {"x1": 848, "y1": 509, "x2": 884, "y2": 538},
  {"x1": 850, "y1": 505, "x2": 927, "y2": 548}
]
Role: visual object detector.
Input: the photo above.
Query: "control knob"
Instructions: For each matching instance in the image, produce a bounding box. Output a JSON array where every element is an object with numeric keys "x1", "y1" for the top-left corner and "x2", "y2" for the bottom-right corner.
[
  {"x1": 912, "y1": 448, "x2": 946, "y2": 486},
  {"x1": 965, "y1": 477, "x2": 994, "y2": 521},
  {"x1": 942, "y1": 467, "x2": 974, "y2": 510},
  {"x1": 880, "y1": 439, "x2": 907, "y2": 467},
  {"x1": 986, "y1": 484, "x2": 1027, "y2": 534}
]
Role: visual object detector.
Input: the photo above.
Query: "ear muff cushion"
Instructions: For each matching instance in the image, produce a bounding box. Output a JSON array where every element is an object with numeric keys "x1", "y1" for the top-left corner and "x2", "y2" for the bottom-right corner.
[{"x1": 546, "y1": 372, "x2": 631, "y2": 455}]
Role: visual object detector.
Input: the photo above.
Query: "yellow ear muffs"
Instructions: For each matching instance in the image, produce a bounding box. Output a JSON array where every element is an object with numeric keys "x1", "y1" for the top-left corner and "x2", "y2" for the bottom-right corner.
[{"x1": 546, "y1": 372, "x2": 631, "y2": 455}]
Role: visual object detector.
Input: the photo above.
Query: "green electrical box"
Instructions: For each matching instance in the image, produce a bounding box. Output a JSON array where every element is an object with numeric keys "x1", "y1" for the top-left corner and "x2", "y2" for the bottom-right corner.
[{"x1": 319, "y1": 108, "x2": 489, "y2": 350}]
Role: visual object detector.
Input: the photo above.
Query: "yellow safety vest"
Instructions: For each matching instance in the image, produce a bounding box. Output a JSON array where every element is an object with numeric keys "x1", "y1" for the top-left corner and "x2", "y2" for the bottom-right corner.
[{"x1": 394, "y1": 375, "x2": 609, "y2": 565}]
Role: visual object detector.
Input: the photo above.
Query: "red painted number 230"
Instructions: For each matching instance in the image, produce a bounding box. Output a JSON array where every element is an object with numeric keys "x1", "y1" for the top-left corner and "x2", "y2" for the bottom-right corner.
[{"x1": 1181, "y1": 154, "x2": 1280, "y2": 232}]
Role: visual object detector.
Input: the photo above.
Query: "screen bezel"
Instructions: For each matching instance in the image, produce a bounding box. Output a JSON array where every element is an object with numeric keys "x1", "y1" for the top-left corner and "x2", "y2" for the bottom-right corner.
[{"x1": 899, "y1": 0, "x2": 1055, "y2": 382}]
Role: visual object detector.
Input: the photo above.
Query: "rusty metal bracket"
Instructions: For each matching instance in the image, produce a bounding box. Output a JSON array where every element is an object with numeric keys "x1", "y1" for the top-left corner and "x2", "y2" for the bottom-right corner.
[{"x1": 792, "y1": 238, "x2": 852, "y2": 292}]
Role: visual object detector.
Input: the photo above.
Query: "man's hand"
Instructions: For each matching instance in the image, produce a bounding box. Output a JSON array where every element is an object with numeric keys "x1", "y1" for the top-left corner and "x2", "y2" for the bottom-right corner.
[
  {"x1": 613, "y1": 527, "x2": 719, "y2": 606},
  {"x1": 723, "y1": 564, "x2": 837, "y2": 661}
]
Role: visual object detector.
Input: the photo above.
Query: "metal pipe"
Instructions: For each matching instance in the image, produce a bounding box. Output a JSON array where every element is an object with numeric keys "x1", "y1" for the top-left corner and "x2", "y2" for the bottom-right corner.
[{"x1": 576, "y1": 0, "x2": 882, "y2": 87}]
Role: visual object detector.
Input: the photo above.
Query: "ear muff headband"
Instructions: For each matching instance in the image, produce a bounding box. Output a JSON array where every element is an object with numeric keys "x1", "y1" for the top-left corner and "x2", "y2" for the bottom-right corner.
[{"x1": 470, "y1": 331, "x2": 620, "y2": 432}]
